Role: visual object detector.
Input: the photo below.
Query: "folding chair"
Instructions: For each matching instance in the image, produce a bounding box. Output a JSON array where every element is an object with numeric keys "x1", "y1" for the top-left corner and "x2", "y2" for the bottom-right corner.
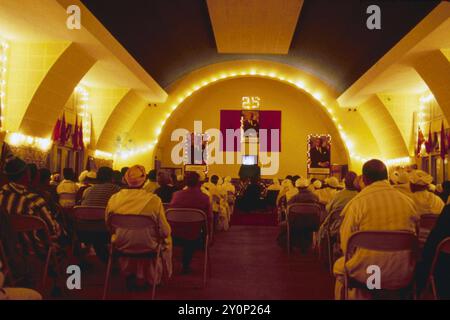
[
  {"x1": 429, "y1": 237, "x2": 450, "y2": 300},
  {"x1": 8, "y1": 214, "x2": 65, "y2": 294},
  {"x1": 58, "y1": 193, "x2": 77, "y2": 208},
  {"x1": 163, "y1": 203, "x2": 171, "y2": 211},
  {"x1": 71, "y1": 206, "x2": 107, "y2": 257},
  {"x1": 166, "y1": 208, "x2": 210, "y2": 288},
  {"x1": 419, "y1": 214, "x2": 439, "y2": 244},
  {"x1": 343, "y1": 230, "x2": 419, "y2": 300},
  {"x1": 103, "y1": 214, "x2": 162, "y2": 300},
  {"x1": 0, "y1": 239, "x2": 14, "y2": 285},
  {"x1": 286, "y1": 203, "x2": 322, "y2": 255}
]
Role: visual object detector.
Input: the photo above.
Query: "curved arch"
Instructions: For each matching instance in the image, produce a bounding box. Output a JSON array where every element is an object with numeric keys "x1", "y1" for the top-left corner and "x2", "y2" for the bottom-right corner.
[
  {"x1": 19, "y1": 43, "x2": 96, "y2": 137},
  {"x1": 126, "y1": 60, "x2": 381, "y2": 170}
]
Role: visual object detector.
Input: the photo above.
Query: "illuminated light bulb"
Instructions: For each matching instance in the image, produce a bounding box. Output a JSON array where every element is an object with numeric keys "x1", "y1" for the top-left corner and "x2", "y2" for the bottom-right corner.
[
  {"x1": 171, "y1": 105, "x2": 177, "y2": 111},
  {"x1": 313, "y1": 92, "x2": 322, "y2": 100},
  {"x1": 259, "y1": 71, "x2": 267, "y2": 77},
  {"x1": 230, "y1": 72, "x2": 237, "y2": 77},
  {"x1": 332, "y1": 117, "x2": 338, "y2": 122},
  {"x1": 268, "y1": 72, "x2": 276, "y2": 78},
  {"x1": 250, "y1": 70, "x2": 256, "y2": 75},
  {"x1": 278, "y1": 76, "x2": 285, "y2": 81},
  {"x1": 211, "y1": 77, "x2": 218, "y2": 82},
  {"x1": 202, "y1": 81, "x2": 209, "y2": 86},
  {"x1": 295, "y1": 81, "x2": 305, "y2": 89},
  {"x1": 177, "y1": 97, "x2": 184, "y2": 103},
  {"x1": 219, "y1": 74, "x2": 227, "y2": 79}
]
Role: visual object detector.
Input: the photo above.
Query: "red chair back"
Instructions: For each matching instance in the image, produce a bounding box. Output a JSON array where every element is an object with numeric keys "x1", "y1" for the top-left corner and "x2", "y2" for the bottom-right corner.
[
  {"x1": 166, "y1": 208, "x2": 208, "y2": 241},
  {"x1": 419, "y1": 214, "x2": 439, "y2": 230},
  {"x1": 286, "y1": 203, "x2": 322, "y2": 230},
  {"x1": 345, "y1": 230, "x2": 419, "y2": 260},
  {"x1": 72, "y1": 206, "x2": 107, "y2": 233}
]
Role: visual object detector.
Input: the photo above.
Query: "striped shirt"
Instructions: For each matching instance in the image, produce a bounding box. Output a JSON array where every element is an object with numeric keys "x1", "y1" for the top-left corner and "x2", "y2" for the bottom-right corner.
[
  {"x1": 0, "y1": 183, "x2": 60, "y2": 254},
  {"x1": 334, "y1": 180, "x2": 419, "y2": 289},
  {"x1": 81, "y1": 183, "x2": 121, "y2": 208}
]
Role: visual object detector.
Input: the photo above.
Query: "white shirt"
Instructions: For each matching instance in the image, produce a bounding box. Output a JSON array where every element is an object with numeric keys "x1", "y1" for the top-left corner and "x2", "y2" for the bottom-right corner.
[
  {"x1": 56, "y1": 180, "x2": 79, "y2": 207},
  {"x1": 409, "y1": 190, "x2": 444, "y2": 216},
  {"x1": 335, "y1": 180, "x2": 419, "y2": 289}
]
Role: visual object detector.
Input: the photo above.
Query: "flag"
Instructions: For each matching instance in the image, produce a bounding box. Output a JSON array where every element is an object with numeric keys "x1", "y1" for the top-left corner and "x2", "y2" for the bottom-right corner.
[
  {"x1": 78, "y1": 119, "x2": 84, "y2": 150},
  {"x1": 434, "y1": 131, "x2": 439, "y2": 151},
  {"x1": 59, "y1": 112, "x2": 67, "y2": 145},
  {"x1": 52, "y1": 116, "x2": 61, "y2": 142},
  {"x1": 425, "y1": 126, "x2": 433, "y2": 154},
  {"x1": 417, "y1": 126, "x2": 425, "y2": 156},
  {"x1": 72, "y1": 116, "x2": 79, "y2": 150},
  {"x1": 440, "y1": 121, "x2": 447, "y2": 159}
]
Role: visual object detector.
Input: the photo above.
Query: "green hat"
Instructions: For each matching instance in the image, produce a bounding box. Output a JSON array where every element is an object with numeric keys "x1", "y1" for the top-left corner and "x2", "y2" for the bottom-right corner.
[{"x1": 3, "y1": 157, "x2": 27, "y2": 176}]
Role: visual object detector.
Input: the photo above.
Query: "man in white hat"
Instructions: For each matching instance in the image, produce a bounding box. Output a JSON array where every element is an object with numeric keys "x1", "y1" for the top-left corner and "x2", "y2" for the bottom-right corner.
[
  {"x1": 393, "y1": 171, "x2": 412, "y2": 197},
  {"x1": 277, "y1": 177, "x2": 319, "y2": 254},
  {"x1": 409, "y1": 170, "x2": 444, "y2": 216},
  {"x1": 315, "y1": 176, "x2": 339, "y2": 205}
]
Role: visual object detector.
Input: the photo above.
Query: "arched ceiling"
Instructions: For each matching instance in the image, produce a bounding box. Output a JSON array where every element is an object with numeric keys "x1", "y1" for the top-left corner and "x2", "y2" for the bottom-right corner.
[{"x1": 81, "y1": 0, "x2": 440, "y2": 93}]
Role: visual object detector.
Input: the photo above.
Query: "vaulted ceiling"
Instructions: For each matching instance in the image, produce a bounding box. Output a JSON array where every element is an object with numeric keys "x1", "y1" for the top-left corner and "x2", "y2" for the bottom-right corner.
[{"x1": 81, "y1": 0, "x2": 440, "y2": 93}]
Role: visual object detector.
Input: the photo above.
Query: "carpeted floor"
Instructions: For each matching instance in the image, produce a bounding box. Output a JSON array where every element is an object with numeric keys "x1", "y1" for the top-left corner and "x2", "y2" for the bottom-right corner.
[
  {"x1": 230, "y1": 208, "x2": 278, "y2": 226},
  {"x1": 62, "y1": 225, "x2": 334, "y2": 300}
]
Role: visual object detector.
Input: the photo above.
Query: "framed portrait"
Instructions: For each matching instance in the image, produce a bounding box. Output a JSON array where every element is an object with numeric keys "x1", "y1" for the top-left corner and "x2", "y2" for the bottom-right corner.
[
  {"x1": 308, "y1": 134, "x2": 331, "y2": 175},
  {"x1": 241, "y1": 110, "x2": 260, "y2": 141}
]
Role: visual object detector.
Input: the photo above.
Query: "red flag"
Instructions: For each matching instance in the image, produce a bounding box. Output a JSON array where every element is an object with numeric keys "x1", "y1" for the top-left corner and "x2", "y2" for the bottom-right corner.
[
  {"x1": 78, "y1": 119, "x2": 84, "y2": 150},
  {"x1": 52, "y1": 117, "x2": 61, "y2": 142},
  {"x1": 417, "y1": 126, "x2": 425, "y2": 156},
  {"x1": 425, "y1": 126, "x2": 433, "y2": 154},
  {"x1": 59, "y1": 112, "x2": 67, "y2": 145},
  {"x1": 440, "y1": 121, "x2": 447, "y2": 159},
  {"x1": 72, "y1": 116, "x2": 79, "y2": 150}
]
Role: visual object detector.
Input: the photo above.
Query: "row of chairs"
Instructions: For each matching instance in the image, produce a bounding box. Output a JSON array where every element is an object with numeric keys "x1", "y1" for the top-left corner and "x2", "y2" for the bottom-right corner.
[{"x1": 1, "y1": 206, "x2": 211, "y2": 300}]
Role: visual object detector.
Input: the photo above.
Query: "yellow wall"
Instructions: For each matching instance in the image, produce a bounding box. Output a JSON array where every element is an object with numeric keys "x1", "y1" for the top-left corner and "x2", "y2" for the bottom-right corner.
[
  {"x1": 153, "y1": 77, "x2": 348, "y2": 178},
  {"x1": 5, "y1": 41, "x2": 69, "y2": 132}
]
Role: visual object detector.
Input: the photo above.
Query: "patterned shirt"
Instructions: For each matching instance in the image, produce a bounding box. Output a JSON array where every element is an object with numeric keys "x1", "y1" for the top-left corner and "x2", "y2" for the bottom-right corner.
[
  {"x1": 334, "y1": 180, "x2": 419, "y2": 289},
  {"x1": 0, "y1": 183, "x2": 60, "y2": 253},
  {"x1": 81, "y1": 183, "x2": 121, "y2": 208}
]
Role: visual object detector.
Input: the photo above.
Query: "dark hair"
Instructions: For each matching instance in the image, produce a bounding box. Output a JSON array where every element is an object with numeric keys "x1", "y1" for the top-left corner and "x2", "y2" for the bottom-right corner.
[
  {"x1": 27, "y1": 163, "x2": 38, "y2": 182},
  {"x1": 344, "y1": 171, "x2": 358, "y2": 190},
  {"x1": 362, "y1": 159, "x2": 387, "y2": 184},
  {"x1": 121, "y1": 167, "x2": 129, "y2": 176},
  {"x1": 210, "y1": 175, "x2": 219, "y2": 185},
  {"x1": 292, "y1": 175, "x2": 300, "y2": 182},
  {"x1": 97, "y1": 166, "x2": 113, "y2": 183},
  {"x1": 185, "y1": 171, "x2": 200, "y2": 188},
  {"x1": 63, "y1": 168, "x2": 75, "y2": 181},
  {"x1": 112, "y1": 170, "x2": 122, "y2": 185},
  {"x1": 39, "y1": 168, "x2": 51, "y2": 185},
  {"x1": 147, "y1": 169, "x2": 157, "y2": 181}
]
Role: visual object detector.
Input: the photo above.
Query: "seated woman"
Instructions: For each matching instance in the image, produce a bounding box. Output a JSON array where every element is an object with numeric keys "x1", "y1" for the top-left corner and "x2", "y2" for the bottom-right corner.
[
  {"x1": 106, "y1": 165, "x2": 172, "y2": 288},
  {"x1": 277, "y1": 178, "x2": 320, "y2": 253}
]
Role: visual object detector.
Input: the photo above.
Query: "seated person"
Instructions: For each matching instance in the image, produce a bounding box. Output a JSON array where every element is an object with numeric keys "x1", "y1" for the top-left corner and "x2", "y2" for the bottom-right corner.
[
  {"x1": 56, "y1": 168, "x2": 79, "y2": 208},
  {"x1": 409, "y1": 170, "x2": 444, "y2": 216},
  {"x1": 318, "y1": 171, "x2": 358, "y2": 262},
  {"x1": 170, "y1": 171, "x2": 212, "y2": 274},
  {"x1": 0, "y1": 157, "x2": 63, "y2": 283},
  {"x1": 222, "y1": 176, "x2": 236, "y2": 194},
  {"x1": 416, "y1": 204, "x2": 450, "y2": 299},
  {"x1": 236, "y1": 176, "x2": 266, "y2": 212},
  {"x1": 154, "y1": 172, "x2": 177, "y2": 203},
  {"x1": 315, "y1": 177, "x2": 340, "y2": 205},
  {"x1": 333, "y1": 160, "x2": 418, "y2": 300},
  {"x1": 82, "y1": 167, "x2": 120, "y2": 208},
  {"x1": 106, "y1": 165, "x2": 172, "y2": 287},
  {"x1": 143, "y1": 169, "x2": 159, "y2": 193},
  {"x1": 393, "y1": 171, "x2": 413, "y2": 197},
  {"x1": 0, "y1": 259, "x2": 42, "y2": 300},
  {"x1": 76, "y1": 170, "x2": 92, "y2": 204},
  {"x1": 277, "y1": 178, "x2": 320, "y2": 253}
]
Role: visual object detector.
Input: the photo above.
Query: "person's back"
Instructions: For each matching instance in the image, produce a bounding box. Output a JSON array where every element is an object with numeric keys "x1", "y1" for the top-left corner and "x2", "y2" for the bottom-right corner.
[
  {"x1": 288, "y1": 188, "x2": 319, "y2": 205},
  {"x1": 409, "y1": 170, "x2": 444, "y2": 216},
  {"x1": 106, "y1": 165, "x2": 172, "y2": 285},
  {"x1": 154, "y1": 172, "x2": 177, "y2": 203},
  {"x1": 82, "y1": 167, "x2": 120, "y2": 208},
  {"x1": 57, "y1": 168, "x2": 78, "y2": 207},
  {"x1": 335, "y1": 160, "x2": 419, "y2": 298}
]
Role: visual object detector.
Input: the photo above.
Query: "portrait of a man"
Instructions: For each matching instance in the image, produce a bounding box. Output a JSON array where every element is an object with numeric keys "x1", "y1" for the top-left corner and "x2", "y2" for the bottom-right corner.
[{"x1": 308, "y1": 135, "x2": 331, "y2": 171}]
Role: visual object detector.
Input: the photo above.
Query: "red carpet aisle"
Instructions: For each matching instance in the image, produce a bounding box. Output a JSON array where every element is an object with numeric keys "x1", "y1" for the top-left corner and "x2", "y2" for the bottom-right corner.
[
  {"x1": 230, "y1": 208, "x2": 278, "y2": 226},
  {"x1": 63, "y1": 226, "x2": 334, "y2": 300}
]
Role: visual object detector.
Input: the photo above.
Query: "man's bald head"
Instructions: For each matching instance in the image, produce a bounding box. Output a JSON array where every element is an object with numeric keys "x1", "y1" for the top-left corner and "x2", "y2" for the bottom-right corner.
[{"x1": 362, "y1": 159, "x2": 388, "y2": 186}]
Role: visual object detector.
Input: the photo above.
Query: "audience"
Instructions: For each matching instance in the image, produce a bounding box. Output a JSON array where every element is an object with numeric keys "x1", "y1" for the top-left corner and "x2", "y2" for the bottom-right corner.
[
  {"x1": 333, "y1": 159, "x2": 419, "y2": 300},
  {"x1": 143, "y1": 169, "x2": 159, "y2": 193},
  {"x1": 56, "y1": 168, "x2": 78, "y2": 208},
  {"x1": 416, "y1": 204, "x2": 450, "y2": 299},
  {"x1": 278, "y1": 178, "x2": 320, "y2": 253},
  {"x1": 438, "y1": 180, "x2": 450, "y2": 203},
  {"x1": 106, "y1": 165, "x2": 172, "y2": 287},
  {"x1": 409, "y1": 170, "x2": 445, "y2": 216},
  {"x1": 112, "y1": 170, "x2": 123, "y2": 187},
  {"x1": 170, "y1": 171, "x2": 212, "y2": 274},
  {"x1": 82, "y1": 167, "x2": 120, "y2": 208},
  {"x1": 222, "y1": 176, "x2": 236, "y2": 194},
  {"x1": 154, "y1": 172, "x2": 177, "y2": 203},
  {"x1": 393, "y1": 171, "x2": 412, "y2": 197},
  {"x1": 318, "y1": 171, "x2": 358, "y2": 262},
  {"x1": 267, "y1": 178, "x2": 281, "y2": 191},
  {"x1": 315, "y1": 177, "x2": 339, "y2": 205}
]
